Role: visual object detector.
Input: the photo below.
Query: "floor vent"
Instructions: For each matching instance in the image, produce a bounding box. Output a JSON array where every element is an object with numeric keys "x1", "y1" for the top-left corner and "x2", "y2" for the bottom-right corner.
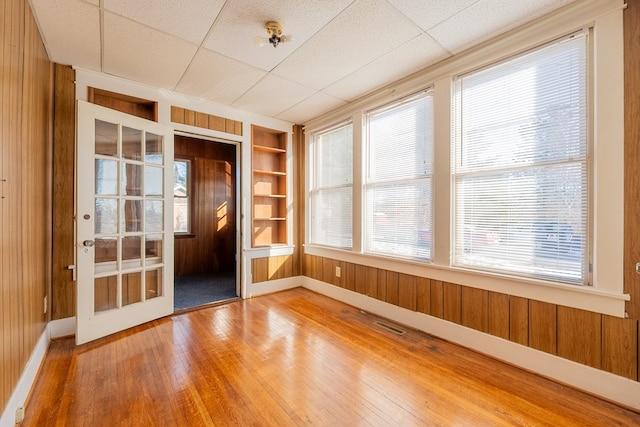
[{"x1": 374, "y1": 321, "x2": 406, "y2": 335}]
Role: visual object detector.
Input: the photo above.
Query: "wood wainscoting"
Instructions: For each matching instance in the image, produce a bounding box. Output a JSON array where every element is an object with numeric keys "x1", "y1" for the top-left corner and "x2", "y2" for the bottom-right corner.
[
  {"x1": 22, "y1": 288, "x2": 640, "y2": 426},
  {"x1": 304, "y1": 254, "x2": 639, "y2": 383},
  {"x1": 0, "y1": 0, "x2": 53, "y2": 416}
]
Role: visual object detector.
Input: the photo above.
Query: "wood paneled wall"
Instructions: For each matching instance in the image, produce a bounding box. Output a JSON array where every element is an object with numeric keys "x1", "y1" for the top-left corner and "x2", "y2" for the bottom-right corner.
[
  {"x1": 0, "y1": 0, "x2": 53, "y2": 416},
  {"x1": 304, "y1": 254, "x2": 640, "y2": 381},
  {"x1": 174, "y1": 135, "x2": 236, "y2": 276},
  {"x1": 51, "y1": 64, "x2": 75, "y2": 320}
]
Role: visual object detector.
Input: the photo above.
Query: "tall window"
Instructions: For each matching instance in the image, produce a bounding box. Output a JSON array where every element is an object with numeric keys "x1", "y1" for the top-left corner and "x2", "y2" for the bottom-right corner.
[
  {"x1": 364, "y1": 91, "x2": 434, "y2": 260},
  {"x1": 452, "y1": 31, "x2": 589, "y2": 283},
  {"x1": 309, "y1": 123, "x2": 353, "y2": 248},
  {"x1": 173, "y1": 159, "x2": 191, "y2": 234}
]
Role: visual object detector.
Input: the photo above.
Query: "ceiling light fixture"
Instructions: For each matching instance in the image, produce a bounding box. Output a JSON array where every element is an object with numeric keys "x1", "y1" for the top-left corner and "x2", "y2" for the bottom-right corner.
[{"x1": 255, "y1": 21, "x2": 292, "y2": 48}]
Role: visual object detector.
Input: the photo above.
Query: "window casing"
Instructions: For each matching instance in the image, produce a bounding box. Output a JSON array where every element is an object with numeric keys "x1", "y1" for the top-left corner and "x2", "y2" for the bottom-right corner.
[
  {"x1": 452, "y1": 31, "x2": 589, "y2": 284},
  {"x1": 309, "y1": 122, "x2": 353, "y2": 249},
  {"x1": 173, "y1": 159, "x2": 191, "y2": 234},
  {"x1": 364, "y1": 91, "x2": 434, "y2": 260}
]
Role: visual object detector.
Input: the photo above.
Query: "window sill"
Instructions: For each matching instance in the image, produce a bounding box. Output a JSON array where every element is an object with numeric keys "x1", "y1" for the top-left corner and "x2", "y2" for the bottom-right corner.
[{"x1": 303, "y1": 244, "x2": 629, "y2": 318}]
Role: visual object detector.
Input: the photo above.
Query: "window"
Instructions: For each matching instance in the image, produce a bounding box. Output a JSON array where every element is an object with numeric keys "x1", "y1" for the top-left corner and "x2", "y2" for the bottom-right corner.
[
  {"x1": 452, "y1": 31, "x2": 589, "y2": 284},
  {"x1": 173, "y1": 159, "x2": 191, "y2": 234},
  {"x1": 364, "y1": 91, "x2": 434, "y2": 260},
  {"x1": 309, "y1": 122, "x2": 353, "y2": 248}
]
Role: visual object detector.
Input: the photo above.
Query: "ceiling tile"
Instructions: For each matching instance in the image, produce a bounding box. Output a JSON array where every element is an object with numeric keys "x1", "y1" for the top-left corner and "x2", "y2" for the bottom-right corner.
[
  {"x1": 387, "y1": 0, "x2": 478, "y2": 31},
  {"x1": 30, "y1": 0, "x2": 101, "y2": 70},
  {"x1": 276, "y1": 92, "x2": 347, "y2": 124},
  {"x1": 272, "y1": 0, "x2": 422, "y2": 90},
  {"x1": 324, "y1": 34, "x2": 450, "y2": 101},
  {"x1": 103, "y1": 12, "x2": 199, "y2": 90},
  {"x1": 102, "y1": 0, "x2": 225, "y2": 45},
  {"x1": 203, "y1": 0, "x2": 354, "y2": 72},
  {"x1": 175, "y1": 48, "x2": 267, "y2": 105},
  {"x1": 428, "y1": 0, "x2": 578, "y2": 53},
  {"x1": 232, "y1": 75, "x2": 316, "y2": 118}
]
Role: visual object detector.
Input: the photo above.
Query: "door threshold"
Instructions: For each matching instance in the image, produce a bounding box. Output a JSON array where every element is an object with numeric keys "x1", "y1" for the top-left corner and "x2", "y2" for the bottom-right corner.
[{"x1": 172, "y1": 296, "x2": 241, "y2": 315}]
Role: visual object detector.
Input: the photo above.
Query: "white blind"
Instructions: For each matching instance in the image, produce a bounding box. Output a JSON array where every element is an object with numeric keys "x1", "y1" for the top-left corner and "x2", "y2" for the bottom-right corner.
[
  {"x1": 452, "y1": 31, "x2": 589, "y2": 283},
  {"x1": 310, "y1": 123, "x2": 353, "y2": 248},
  {"x1": 364, "y1": 91, "x2": 434, "y2": 260}
]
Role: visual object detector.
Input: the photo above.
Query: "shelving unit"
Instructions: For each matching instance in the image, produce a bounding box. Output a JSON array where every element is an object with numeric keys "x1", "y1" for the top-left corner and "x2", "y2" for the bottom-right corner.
[{"x1": 251, "y1": 125, "x2": 288, "y2": 247}]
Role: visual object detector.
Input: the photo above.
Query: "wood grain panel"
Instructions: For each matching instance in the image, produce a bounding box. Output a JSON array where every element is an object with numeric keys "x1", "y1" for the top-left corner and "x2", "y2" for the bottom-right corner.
[
  {"x1": 385, "y1": 271, "x2": 399, "y2": 306},
  {"x1": 416, "y1": 277, "x2": 431, "y2": 315},
  {"x1": 52, "y1": 64, "x2": 75, "y2": 320},
  {"x1": 1, "y1": 0, "x2": 52, "y2": 415},
  {"x1": 324, "y1": 257, "x2": 337, "y2": 285},
  {"x1": 443, "y1": 282, "x2": 461, "y2": 324},
  {"x1": 398, "y1": 273, "x2": 416, "y2": 311},
  {"x1": 601, "y1": 316, "x2": 637, "y2": 380},
  {"x1": 461, "y1": 287, "x2": 488, "y2": 332},
  {"x1": 345, "y1": 262, "x2": 355, "y2": 292},
  {"x1": 313, "y1": 255, "x2": 323, "y2": 282},
  {"x1": 354, "y1": 264, "x2": 367, "y2": 295},
  {"x1": 268, "y1": 256, "x2": 284, "y2": 280},
  {"x1": 365, "y1": 266, "x2": 378, "y2": 298},
  {"x1": 376, "y1": 269, "x2": 387, "y2": 302},
  {"x1": 509, "y1": 296, "x2": 529, "y2": 346},
  {"x1": 88, "y1": 88, "x2": 156, "y2": 121},
  {"x1": 488, "y1": 292, "x2": 509, "y2": 340},
  {"x1": 252, "y1": 258, "x2": 268, "y2": 283},
  {"x1": 529, "y1": 300, "x2": 557, "y2": 354},
  {"x1": 624, "y1": 0, "x2": 640, "y2": 320},
  {"x1": 557, "y1": 306, "x2": 602, "y2": 369},
  {"x1": 430, "y1": 280, "x2": 444, "y2": 318}
]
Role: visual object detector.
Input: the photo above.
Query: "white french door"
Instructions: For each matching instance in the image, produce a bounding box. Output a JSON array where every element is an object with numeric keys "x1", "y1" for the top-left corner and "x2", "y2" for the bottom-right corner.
[{"x1": 76, "y1": 101, "x2": 174, "y2": 345}]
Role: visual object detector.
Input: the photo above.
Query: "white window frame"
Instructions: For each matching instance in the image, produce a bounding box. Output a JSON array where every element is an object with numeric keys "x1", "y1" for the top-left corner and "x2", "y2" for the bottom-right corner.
[
  {"x1": 308, "y1": 121, "x2": 354, "y2": 249},
  {"x1": 304, "y1": 0, "x2": 627, "y2": 317},
  {"x1": 173, "y1": 158, "x2": 191, "y2": 235}
]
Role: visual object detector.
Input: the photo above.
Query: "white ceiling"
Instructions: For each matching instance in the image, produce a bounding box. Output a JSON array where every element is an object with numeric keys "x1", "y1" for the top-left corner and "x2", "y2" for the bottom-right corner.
[{"x1": 30, "y1": 0, "x2": 579, "y2": 124}]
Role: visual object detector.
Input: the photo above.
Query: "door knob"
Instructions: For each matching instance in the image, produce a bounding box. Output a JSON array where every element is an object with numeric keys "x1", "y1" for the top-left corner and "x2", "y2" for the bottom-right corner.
[{"x1": 83, "y1": 240, "x2": 95, "y2": 247}]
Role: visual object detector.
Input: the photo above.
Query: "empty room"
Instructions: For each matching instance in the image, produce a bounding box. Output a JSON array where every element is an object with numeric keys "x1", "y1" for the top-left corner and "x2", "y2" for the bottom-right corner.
[{"x1": 2, "y1": 0, "x2": 640, "y2": 425}]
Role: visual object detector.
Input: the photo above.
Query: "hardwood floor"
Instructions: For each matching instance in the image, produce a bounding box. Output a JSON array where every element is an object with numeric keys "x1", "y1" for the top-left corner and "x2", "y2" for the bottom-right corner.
[{"x1": 23, "y1": 288, "x2": 640, "y2": 426}]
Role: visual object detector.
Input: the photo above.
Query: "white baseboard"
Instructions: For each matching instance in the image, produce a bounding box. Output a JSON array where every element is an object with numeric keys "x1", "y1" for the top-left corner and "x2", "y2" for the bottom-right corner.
[
  {"x1": 0, "y1": 328, "x2": 49, "y2": 427},
  {"x1": 302, "y1": 277, "x2": 640, "y2": 412},
  {"x1": 48, "y1": 317, "x2": 75, "y2": 339},
  {"x1": 245, "y1": 276, "x2": 302, "y2": 298}
]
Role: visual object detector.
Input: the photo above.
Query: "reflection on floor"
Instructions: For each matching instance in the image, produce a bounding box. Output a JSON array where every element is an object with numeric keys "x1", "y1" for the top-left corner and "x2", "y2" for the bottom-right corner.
[{"x1": 174, "y1": 272, "x2": 237, "y2": 310}]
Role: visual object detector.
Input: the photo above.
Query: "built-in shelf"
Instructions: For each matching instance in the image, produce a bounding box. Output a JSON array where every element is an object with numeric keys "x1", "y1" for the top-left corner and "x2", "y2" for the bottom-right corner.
[{"x1": 251, "y1": 125, "x2": 288, "y2": 247}]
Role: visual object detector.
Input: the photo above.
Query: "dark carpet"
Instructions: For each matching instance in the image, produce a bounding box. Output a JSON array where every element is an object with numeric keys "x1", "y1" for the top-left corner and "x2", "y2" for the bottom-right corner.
[{"x1": 174, "y1": 272, "x2": 237, "y2": 310}]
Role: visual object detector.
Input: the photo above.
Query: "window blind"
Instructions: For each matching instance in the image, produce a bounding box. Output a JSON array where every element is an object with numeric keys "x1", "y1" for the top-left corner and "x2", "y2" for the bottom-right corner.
[
  {"x1": 364, "y1": 91, "x2": 434, "y2": 260},
  {"x1": 452, "y1": 31, "x2": 589, "y2": 283},
  {"x1": 310, "y1": 123, "x2": 353, "y2": 248}
]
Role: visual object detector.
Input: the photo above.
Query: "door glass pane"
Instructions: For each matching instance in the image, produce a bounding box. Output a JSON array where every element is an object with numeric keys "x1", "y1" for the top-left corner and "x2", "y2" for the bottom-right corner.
[
  {"x1": 122, "y1": 236, "x2": 142, "y2": 265},
  {"x1": 122, "y1": 272, "x2": 142, "y2": 306},
  {"x1": 145, "y1": 200, "x2": 163, "y2": 232},
  {"x1": 121, "y1": 200, "x2": 142, "y2": 232},
  {"x1": 145, "y1": 268, "x2": 162, "y2": 300},
  {"x1": 95, "y1": 198, "x2": 117, "y2": 234},
  {"x1": 95, "y1": 159, "x2": 118, "y2": 195},
  {"x1": 95, "y1": 120, "x2": 118, "y2": 157},
  {"x1": 95, "y1": 237, "x2": 117, "y2": 269},
  {"x1": 94, "y1": 275, "x2": 118, "y2": 312},
  {"x1": 122, "y1": 126, "x2": 142, "y2": 161},
  {"x1": 121, "y1": 163, "x2": 142, "y2": 196},
  {"x1": 145, "y1": 234, "x2": 163, "y2": 262},
  {"x1": 145, "y1": 166, "x2": 163, "y2": 196},
  {"x1": 146, "y1": 132, "x2": 163, "y2": 164}
]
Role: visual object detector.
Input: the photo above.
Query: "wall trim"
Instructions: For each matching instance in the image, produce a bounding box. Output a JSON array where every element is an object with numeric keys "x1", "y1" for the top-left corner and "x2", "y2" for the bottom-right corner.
[
  {"x1": 301, "y1": 276, "x2": 640, "y2": 412},
  {"x1": 0, "y1": 329, "x2": 49, "y2": 427},
  {"x1": 49, "y1": 317, "x2": 76, "y2": 339},
  {"x1": 246, "y1": 276, "x2": 302, "y2": 298}
]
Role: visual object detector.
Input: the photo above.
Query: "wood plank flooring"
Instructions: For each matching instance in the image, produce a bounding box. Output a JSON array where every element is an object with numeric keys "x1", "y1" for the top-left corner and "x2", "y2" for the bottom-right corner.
[{"x1": 23, "y1": 289, "x2": 640, "y2": 426}]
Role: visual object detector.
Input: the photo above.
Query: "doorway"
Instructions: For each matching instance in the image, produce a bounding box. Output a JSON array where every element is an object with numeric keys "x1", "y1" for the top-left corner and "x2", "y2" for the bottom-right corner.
[{"x1": 173, "y1": 134, "x2": 238, "y2": 310}]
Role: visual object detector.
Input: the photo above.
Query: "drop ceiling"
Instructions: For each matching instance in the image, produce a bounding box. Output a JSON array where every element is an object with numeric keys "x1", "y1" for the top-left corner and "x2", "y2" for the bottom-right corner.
[{"x1": 30, "y1": 0, "x2": 579, "y2": 124}]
